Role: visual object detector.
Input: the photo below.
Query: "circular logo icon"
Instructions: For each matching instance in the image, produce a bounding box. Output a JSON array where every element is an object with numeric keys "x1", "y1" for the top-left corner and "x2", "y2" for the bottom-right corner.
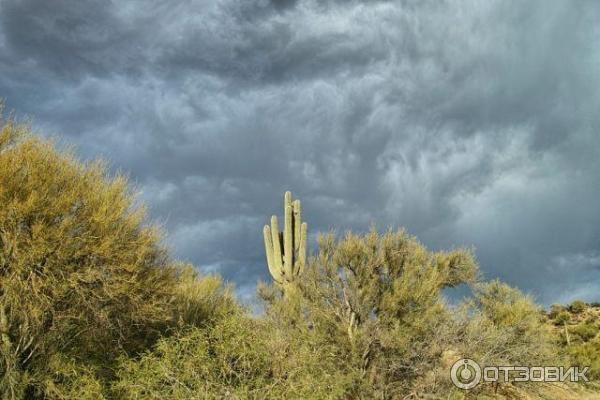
[{"x1": 450, "y1": 358, "x2": 481, "y2": 390}]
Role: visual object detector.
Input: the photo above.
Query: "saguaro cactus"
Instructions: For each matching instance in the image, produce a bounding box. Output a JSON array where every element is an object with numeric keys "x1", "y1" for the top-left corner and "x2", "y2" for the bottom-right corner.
[{"x1": 263, "y1": 191, "x2": 307, "y2": 285}]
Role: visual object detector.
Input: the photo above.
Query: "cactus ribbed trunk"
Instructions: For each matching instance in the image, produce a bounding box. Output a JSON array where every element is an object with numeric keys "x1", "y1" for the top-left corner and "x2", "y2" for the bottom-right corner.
[{"x1": 283, "y1": 192, "x2": 293, "y2": 277}]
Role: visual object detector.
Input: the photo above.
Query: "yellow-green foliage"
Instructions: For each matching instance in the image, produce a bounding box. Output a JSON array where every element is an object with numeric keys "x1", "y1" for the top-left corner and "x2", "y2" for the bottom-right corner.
[
  {"x1": 171, "y1": 263, "x2": 238, "y2": 327},
  {"x1": 262, "y1": 230, "x2": 463, "y2": 397},
  {"x1": 570, "y1": 300, "x2": 587, "y2": 314},
  {"x1": 567, "y1": 338, "x2": 600, "y2": 381},
  {"x1": 453, "y1": 281, "x2": 558, "y2": 396},
  {"x1": 41, "y1": 354, "x2": 106, "y2": 400},
  {"x1": 548, "y1": 301, "x2": 600, "y2": 381},
  {"x1": 0, "y1": 117, "x2": 188, "y2": 398},
  {"x1": 115, "y1": 301, "x2": 359, "y2": 399},
  {"x1": 0, "y1": 118, "x2": 184, "y2": 397},
  {"x1": 114, "y1": 314, "x2": 271, "y2": 399},
  {"x1": 111, "y1": 228, "x2": 579, "y2": 399},
  {"x1": 258, "y1": 231, "x2": 565, "y2": 398}
]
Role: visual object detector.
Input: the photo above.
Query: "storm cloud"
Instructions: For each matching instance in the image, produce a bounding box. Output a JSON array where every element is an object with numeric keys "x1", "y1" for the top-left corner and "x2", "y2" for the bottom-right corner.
[{"x1": 1, "y1": 0, "x2": 599, "y2": 304}]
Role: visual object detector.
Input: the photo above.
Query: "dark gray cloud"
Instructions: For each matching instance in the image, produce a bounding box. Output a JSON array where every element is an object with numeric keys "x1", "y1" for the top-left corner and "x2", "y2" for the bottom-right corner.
[{"x1": 1, "y1": 0, "x2": 599, "y2": 304}]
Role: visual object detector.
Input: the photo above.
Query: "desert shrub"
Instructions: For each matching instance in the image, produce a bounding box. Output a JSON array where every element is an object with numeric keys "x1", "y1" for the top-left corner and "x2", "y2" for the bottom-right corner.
[
  {"x1": 555, "y1": 310, "x2": 572, "y2": 325},
  {"x1": 570, "y1": 300, "x2": 587, "y2": 314},
  {"x1": 37, "y1": 354, "x2": 106, "y2": 400},
  {"x1": 549, "y1": 304, "x2": 565, "y2": 319},
  {"x1": 585, "y1": 315, "x2": 598, "y2": 324},
  {"x1": 260, "y1": 229, "x2": 480, "y2": 398},
  {"x1": 170, "y1": 263, "x2": 238, "y2": 327},
  {"x1": 115, "y1": 308, "x2": 357, "y2": 400},
  {"x1": 458, "y1": 282, "x2": 557, "y2": 393},
  {"x1": 566, "y1": 337, "x2": 600, "y2": 380},
  {"x1": 114, "y1": 312, "x2": 273, "y2": 400},
  {"x1": 571, "y1": 323, "x2": 599, "y2": 343},
  {"x1": 408, "y1": 281, "x2": 560, "y2": 398},
  {"x1": 0, "y1": 118, "x2": 178, "y2": 398},
  {"x1": 259, "y1": 230, "x2": 563, "y2": 398}
]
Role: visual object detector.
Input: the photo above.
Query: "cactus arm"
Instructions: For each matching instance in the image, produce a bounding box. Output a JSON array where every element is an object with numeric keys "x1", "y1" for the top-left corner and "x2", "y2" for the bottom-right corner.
[
  {"x1": 270, "y1": 215, "x2": 283, "y2": 273},
  {"x1": 293, "y1": 199, "x2": 301, "y2": 252},
  {"x1": 297, "y1": 222, "x2": 307, "y2": 276},
  {"x1": 283, "y1": 191, "x2": 293, "y2": 277},
  {"x1": 263, "y1": 225, "x2": 282, "y2": 283},
  {"x1": 263, "y1": 225, "x2": 274, "y2": 270}
]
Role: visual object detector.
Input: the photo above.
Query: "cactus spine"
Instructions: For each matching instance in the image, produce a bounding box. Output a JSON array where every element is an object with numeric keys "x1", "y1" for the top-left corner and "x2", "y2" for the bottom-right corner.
[{"x1": 263, "y1": 191, "x2": 307, "y2": 285}]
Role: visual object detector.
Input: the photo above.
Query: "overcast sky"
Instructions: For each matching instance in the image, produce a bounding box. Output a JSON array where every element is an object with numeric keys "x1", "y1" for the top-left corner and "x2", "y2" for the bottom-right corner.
[{"x1": 1, "y1": 0, "x2": 599, "y2": 305}]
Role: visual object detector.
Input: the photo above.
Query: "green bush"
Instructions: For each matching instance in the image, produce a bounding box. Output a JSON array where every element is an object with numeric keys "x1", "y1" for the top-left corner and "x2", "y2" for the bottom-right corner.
[
  {"x1": 170, "y1": 263, "x2": 238, "y2": 327},
  {"x1": 259, "y1": 231, "x2": 557, "y2": 398},
  {"x1": 548, "y1": 304, "x2": 564, "y2": 319},
  {"x1": 566, "y1": 337, "x2": 600, "y2": 380},
  {"x1": 114, "y1": 314, "x2": 272, "y2": 399},
  {"x1": 570, "y1": 300, "x2": 587, "y2": 314},
  {"x1": 0, "y1": 117, "x2": 179, "y2": 398},
  {"x1": 555, "y1": 311, "x2": 572, "y2": 325},
  {"x1": 571, "y1": 323, "x2": 599, "y2": 343}
]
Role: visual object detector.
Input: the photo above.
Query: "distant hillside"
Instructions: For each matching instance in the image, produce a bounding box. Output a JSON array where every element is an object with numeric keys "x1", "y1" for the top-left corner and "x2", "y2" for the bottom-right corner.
[{"x1": 547, "y1": 301, "x2": 600, "y2": 382}]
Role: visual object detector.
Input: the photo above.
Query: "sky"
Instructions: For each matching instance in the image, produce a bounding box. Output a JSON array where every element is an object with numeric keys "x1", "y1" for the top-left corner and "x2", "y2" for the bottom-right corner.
[{"x1": 1, "y1": 0, "x2": 599, "y2": 305}]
